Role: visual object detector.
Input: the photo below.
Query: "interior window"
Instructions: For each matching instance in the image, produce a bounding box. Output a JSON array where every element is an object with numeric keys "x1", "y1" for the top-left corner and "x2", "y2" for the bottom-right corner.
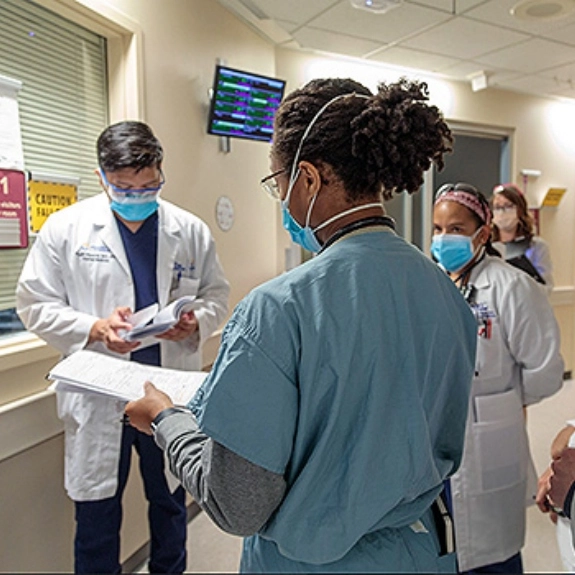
[{"x1": 0, "y1": 0, "x2": 108, "y2": 340}]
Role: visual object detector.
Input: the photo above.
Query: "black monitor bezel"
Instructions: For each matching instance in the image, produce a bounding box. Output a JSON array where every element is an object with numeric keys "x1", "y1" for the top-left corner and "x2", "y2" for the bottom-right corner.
[{"x1": 207, "y1": 64, "x2": 286, "y2": 143}]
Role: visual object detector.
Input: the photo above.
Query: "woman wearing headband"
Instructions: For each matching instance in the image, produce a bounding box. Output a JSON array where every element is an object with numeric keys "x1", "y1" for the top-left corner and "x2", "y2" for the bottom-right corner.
[
  {"x1": 432, "y1": 183, "x2": 563, "y2": 574},
  {"x1": 491, "y1": 183, "x2": 554, "y2": 292},
  {"x1": 126, "y1": 78, "x2": 479, "y2": 573}
]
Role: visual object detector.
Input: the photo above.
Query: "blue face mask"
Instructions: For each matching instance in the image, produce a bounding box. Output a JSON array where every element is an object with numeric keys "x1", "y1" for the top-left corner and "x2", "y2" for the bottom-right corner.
[
  {"x1": 280, "y1": 168, "x2": 322, "y2": 253},
  {"x1": 100, "y1": 169, "x2": 163, "y2": 222},
  {"x1": 431, "y1": 231, "x2": 480, "y2": 273},
  {"x1": 109, "y1": 199, "x2": 159, "y2": 222},
  {"x1": 281, "y1": 201, "x2": 322, "y2": 253}
]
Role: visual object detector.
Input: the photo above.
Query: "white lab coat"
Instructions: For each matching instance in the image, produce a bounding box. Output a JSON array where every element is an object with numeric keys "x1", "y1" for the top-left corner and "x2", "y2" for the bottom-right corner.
[
  {"x1": 450, "y1": 255, "x2": 563, "y2": 571},
  {"x1": 16, "y1": 193, "x2": 229, "y2": 501},
  {"x1": 525, "y1": 236, "x2": 554, "y2": 293}
]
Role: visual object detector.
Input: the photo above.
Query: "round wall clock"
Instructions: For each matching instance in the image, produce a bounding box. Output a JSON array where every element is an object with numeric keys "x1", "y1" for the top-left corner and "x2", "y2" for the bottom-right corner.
[{"x1": 215, "y1": 195, "x2": 234, "y2": 231}]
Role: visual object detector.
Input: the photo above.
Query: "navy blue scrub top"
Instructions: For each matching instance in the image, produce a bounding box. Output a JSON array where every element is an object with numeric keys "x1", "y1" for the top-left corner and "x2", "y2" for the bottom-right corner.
[{"x1": 117, "y1": 212, "x2": 161, "y2": 366}]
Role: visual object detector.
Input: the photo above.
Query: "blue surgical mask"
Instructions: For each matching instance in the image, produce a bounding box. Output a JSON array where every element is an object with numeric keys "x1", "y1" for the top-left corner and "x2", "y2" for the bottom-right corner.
[
  {"x1": 99, "y1": 169, "x2": 163, "y2": 222},
  {"x1": 280, "y1": 168, "x2": 322, "y2": 252},
  {"x1": 431, "y1": 229, "x2": 481, "y2": 273},
  {"x1": 109, "y1": 199, "x2": 159, "y2": 222},
  {"x1": 281, "y1": 203, "x2": 322, "y2": 253}
]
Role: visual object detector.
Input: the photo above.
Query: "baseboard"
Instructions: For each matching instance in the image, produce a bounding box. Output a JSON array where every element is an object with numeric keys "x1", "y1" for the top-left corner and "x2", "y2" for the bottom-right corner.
[{"x1": 122, "y1": 501, "x2": 202, "y2": 573}]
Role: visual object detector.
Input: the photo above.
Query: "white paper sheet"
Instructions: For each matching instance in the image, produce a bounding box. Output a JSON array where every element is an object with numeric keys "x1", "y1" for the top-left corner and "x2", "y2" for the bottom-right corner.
[
  {"x1": 0, "y1": 75, "x2": 24, "y2": 170},
  {"x1": 48, "y1": 349, "x2": 207, "y2": 405}
]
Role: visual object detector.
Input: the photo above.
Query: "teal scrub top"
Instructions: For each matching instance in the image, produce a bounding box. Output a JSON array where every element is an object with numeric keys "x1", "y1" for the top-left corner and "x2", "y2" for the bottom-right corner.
[{"x1": 190, "y1": 228, "x2": 476, "y2": 571}]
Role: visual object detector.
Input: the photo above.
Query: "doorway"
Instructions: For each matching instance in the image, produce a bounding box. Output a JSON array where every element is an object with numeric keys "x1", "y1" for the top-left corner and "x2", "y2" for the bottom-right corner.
[{"x1": 384, "y1": 126, "x2": 512, "y2": 253}]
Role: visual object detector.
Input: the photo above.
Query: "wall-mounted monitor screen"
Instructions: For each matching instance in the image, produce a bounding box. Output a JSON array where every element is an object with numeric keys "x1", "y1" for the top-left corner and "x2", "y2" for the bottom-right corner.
[{"x1": 207, "y1": 65, "x2": 286, "y2": 143}]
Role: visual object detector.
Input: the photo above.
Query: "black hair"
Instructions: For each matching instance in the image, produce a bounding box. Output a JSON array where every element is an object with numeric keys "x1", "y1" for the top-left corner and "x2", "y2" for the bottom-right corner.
[
  {"x1": 272, "y1": 77, "x2": 453, "y2": 201},
  {"x1": 97, "y1": 121, "x2": 163, "y2": 172}
]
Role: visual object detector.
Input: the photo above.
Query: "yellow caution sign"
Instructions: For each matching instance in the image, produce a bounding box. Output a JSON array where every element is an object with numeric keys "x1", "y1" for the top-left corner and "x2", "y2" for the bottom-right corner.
[
  {"x1": 541, "y1": 187, "x2": 567, "y2": 208},
  {"x1": 28, "y1": 180, "x2": 77, "y2": 232}
]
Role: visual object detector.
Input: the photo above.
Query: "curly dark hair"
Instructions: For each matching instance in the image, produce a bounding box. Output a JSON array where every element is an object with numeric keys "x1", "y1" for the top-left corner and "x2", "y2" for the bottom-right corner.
[
  {"x1": 97, "y1": 120, "x2": 164, "y2": 173},
  {"x1": 272, "y1": 77, "x2": 453, "y2": 201}
]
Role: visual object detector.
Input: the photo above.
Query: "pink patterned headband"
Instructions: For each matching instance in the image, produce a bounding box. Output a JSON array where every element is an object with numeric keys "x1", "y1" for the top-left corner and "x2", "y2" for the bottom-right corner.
[{"x1": 434, "y1": 190, "x2": 491, "y2": 225}]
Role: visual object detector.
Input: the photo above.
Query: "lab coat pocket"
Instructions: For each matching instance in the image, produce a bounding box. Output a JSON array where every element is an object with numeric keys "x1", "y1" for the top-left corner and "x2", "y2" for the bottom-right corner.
[
  {"x1": 472, "y1": 390, "x2": 527, "y2": 493},
  {"x1": 474, "y1": 317, "x2": 502, "y2": 380},
  {"x1": 56, "y1": 388, "x2": 82, "y2": 429},
  {"x1": 170, "y1": 277, "x2": 200, "y2": 300}
]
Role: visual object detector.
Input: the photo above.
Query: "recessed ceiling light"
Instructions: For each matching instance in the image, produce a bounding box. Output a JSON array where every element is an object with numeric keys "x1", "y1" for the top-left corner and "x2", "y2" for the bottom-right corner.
[
  {"x1": 511, "y1": 0, "x2": 575, "y2": 21},
  {"x1": 350, "y1": 0, "x2": 403, "y2": 14}
]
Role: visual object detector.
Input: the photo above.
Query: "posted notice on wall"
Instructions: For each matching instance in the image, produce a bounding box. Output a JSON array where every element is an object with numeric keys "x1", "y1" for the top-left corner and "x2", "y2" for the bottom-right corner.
[
  {"x1": 0, "y1": 74, "x2": 24, "y2": 171},
  {"x1": 0, "y1": 168, "x2": 28, "y2": 248},
  {"x1": 28, "y1": 175, "x2": 79, "y2": 233}
]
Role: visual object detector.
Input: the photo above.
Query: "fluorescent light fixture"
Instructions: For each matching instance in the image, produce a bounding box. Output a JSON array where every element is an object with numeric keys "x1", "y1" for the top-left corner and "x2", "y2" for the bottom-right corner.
[{"x1": 350, "y1": 0, "x2": 403, "y2": 14}]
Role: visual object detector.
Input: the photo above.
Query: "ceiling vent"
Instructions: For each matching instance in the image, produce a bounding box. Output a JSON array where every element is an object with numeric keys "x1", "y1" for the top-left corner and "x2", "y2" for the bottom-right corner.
[{"x1": 511, "y1": 0, "x2": 575, "y2": 21}]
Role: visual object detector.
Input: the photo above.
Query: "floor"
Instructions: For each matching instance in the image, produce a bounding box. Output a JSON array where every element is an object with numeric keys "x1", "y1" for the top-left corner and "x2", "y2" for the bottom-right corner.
[{"x1": 146, "y1": 379, "x2": 575, "y2": 573}]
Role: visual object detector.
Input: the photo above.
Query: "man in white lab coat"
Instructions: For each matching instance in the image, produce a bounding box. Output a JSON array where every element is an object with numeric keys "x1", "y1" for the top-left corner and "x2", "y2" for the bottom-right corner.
[{"x1": 16, "y1": 121, "x2": 229, "y2": 574}]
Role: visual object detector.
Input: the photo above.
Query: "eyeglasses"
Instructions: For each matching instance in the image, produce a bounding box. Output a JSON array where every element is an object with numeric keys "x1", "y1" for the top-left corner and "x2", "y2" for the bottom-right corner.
[
  {"x1": 260, "y1": 168, "x2": 287, "y2": 200},
  {"x1": 100, "y1": 169, "x2": 165, "y2": 197},
  {"x1": 492, "y1": 204, "x2": 516, "y2": 213}
]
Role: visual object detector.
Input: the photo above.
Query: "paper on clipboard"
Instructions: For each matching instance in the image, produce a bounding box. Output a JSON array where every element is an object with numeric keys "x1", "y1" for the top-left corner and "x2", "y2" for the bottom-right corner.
[{"x1": 48, "y1": 349, "x2": 207, "y2": 405}]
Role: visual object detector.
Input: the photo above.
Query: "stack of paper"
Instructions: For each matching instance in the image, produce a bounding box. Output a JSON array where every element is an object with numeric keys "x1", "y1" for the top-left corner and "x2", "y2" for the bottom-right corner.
[
  {"x1": 48, "y1": 349, "x2": 207, "y2": 406},
  {"x1": 121, "y1": 295, "x2": 197, "y2": 342}
]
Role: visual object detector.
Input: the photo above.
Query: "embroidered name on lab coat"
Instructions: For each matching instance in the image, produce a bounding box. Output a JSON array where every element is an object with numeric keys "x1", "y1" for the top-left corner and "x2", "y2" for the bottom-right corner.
[
  {"x1": 171, "y1": 260, "x2": 196, "y2": 291},
  {"x1": 76, "y1": 244, "x2": 114, "y2": 263}
]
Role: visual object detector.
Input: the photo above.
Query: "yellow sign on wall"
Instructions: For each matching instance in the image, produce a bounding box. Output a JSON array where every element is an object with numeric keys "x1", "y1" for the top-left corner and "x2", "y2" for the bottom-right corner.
[
  {"x1": 541, "y1": 187, "x2": 567, "y2": 208},
  {"x1": 28, "y1": 180, "x2": 77, "y2": 232}
]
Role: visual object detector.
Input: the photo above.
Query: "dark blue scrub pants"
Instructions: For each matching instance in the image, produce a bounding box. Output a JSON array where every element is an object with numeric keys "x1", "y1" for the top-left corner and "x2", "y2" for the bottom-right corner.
[{"x1": 74, "y1": 423, "x2": 187, "y2": 574}]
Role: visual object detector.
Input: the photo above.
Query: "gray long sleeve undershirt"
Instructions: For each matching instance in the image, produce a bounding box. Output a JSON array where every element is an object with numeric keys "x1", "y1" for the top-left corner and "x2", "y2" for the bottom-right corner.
[{"x1": 154, "y1": 411, "x2": 286, "y2": 536}]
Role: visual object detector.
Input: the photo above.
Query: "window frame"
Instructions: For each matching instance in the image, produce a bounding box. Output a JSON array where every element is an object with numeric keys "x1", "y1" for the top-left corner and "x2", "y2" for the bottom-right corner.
[{"x1": 0, "y1": 0, "x2": 144, "y2": 372}]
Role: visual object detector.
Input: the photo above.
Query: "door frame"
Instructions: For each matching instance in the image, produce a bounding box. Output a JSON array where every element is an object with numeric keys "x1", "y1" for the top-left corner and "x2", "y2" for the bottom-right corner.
[{"x1": 418, "y1": 121, "x2": 514, "y2": 255}]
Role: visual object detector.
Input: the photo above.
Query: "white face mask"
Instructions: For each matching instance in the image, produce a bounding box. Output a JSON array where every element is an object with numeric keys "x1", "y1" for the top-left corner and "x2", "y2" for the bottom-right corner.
[{"x1": 493, "y1": 207, "x2": 518, "y2": 232}]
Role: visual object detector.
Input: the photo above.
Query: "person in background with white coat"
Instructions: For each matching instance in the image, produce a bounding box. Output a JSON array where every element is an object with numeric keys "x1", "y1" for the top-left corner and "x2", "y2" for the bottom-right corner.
[
  {"x1": 16, "y1": 121, "x2": 229, "y2": 574},
  {"x1": 491, "y1": 183, "x2": 554, "y2": 292},
  {"x1": 432, "y1": 183, "x2": 563, "y2": 574}
]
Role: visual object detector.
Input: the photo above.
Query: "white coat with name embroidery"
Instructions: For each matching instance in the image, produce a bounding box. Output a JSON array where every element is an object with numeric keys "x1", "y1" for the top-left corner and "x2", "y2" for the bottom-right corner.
[
  {"x1": 450, "y1": 255, "x2": 563, "y2": 571},
  {"x1": 16, "y1": 193, "x2": 229, "y2": 501}
]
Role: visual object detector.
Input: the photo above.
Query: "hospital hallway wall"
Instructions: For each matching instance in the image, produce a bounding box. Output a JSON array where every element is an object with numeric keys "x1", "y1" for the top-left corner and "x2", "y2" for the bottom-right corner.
[{"x1": 1, "y1": 0, "x2": 575, "y2": 571}]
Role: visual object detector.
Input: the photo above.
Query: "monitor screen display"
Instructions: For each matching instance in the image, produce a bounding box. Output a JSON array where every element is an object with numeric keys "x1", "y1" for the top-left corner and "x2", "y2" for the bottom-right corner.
[{"x1": 207, "y1": 65, "x2": 286, "y2": 143}]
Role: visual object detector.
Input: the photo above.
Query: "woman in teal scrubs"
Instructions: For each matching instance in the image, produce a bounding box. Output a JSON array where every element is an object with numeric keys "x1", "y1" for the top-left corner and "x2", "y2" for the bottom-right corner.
[{"x1": 127, "y1": 77, "x2": 477, "y2": 573}]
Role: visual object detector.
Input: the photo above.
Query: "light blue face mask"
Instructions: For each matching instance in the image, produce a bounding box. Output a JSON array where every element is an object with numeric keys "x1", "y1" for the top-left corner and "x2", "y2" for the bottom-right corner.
[
  {"x1": 109, "y1": 199, "x2": 159, "y2": 222},
  {"x1": 431, "y1": 229, "x2": 481, "y2": 273},
  {"x1": 281, "y1": 169, "x2": 322, "y2": 253},
  {"x1": 281, "y1": 91, "x2": 381, "y2": 254},
  {"x1": 100, "y1": 169, "x2": 163, "y2": 222}
]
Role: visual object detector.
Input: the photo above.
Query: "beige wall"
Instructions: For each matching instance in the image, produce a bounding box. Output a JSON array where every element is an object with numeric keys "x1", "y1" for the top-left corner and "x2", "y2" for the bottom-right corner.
[{"x1": 2, "y1": 2, "x2": 575, "y2": 571}]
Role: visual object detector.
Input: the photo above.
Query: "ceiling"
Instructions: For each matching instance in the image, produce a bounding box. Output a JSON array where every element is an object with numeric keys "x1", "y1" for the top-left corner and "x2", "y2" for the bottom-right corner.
[{"x1": 217, "y1": 0, "x2": 575, "y2": 101}]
